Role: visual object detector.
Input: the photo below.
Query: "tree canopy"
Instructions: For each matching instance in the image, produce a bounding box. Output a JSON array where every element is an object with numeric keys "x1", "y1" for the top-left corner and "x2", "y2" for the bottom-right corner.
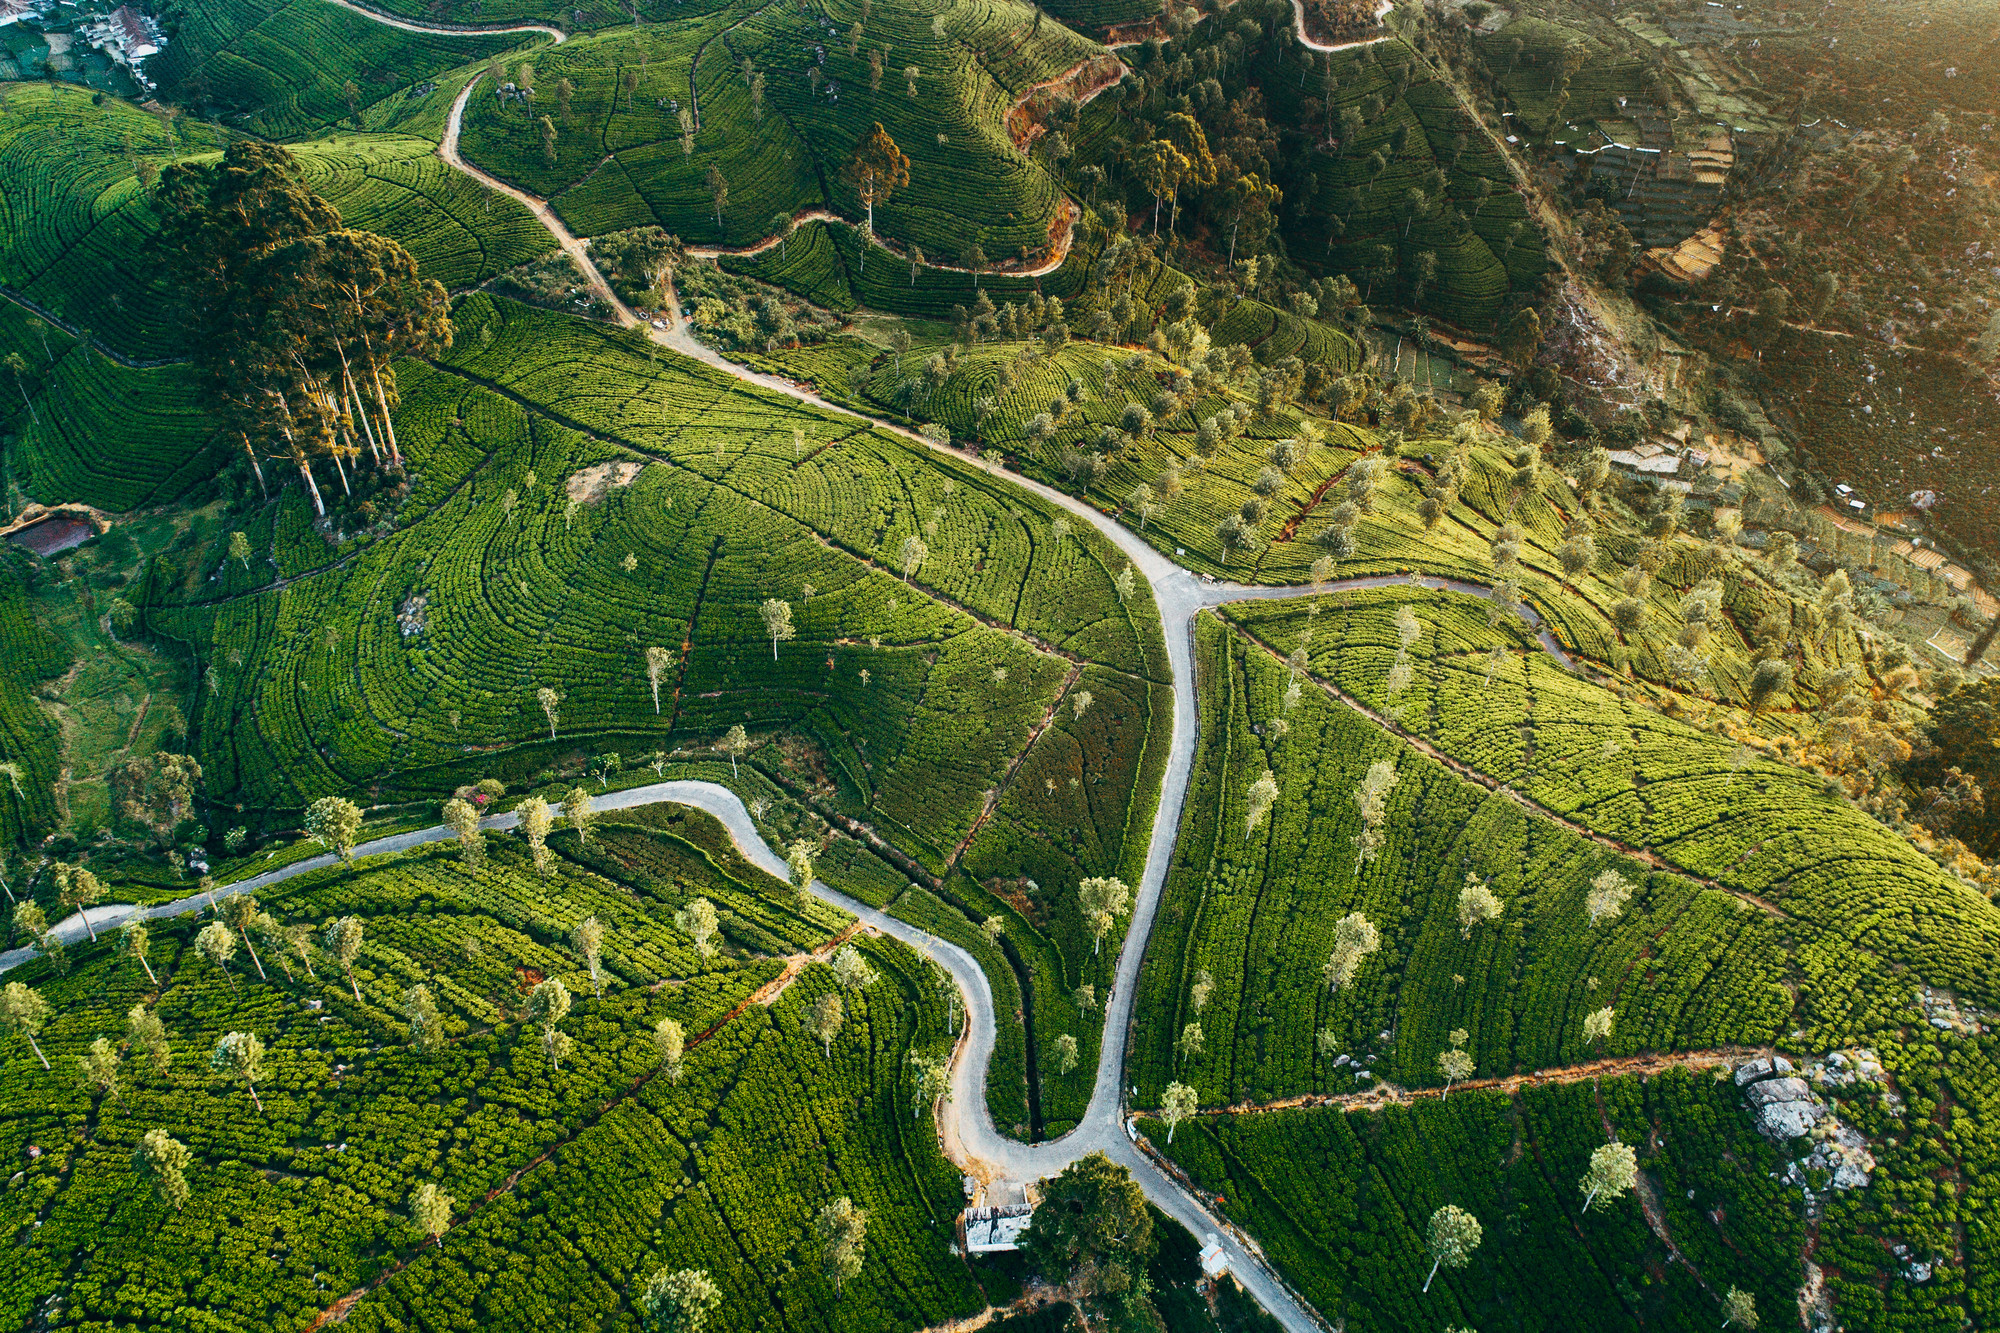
[
  {"x1": 151, "y1": 142, "x2": 451, "y2": 515},
  {"x1": 1019, "y1": 1151, "x2": 1154, "y2": 1325}
]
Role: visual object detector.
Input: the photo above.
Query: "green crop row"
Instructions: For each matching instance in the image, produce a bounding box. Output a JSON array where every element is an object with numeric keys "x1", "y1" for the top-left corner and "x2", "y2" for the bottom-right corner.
[
  {"x1": 0, "y1": 555, "x2": 68, "y2": 846},
  {"x1": 150, "y1": 0, "x2": 534, "y2": 140},
  {"x1": 1144, "y1": 1071, "x2": 1802, "y2": 1332},
  {"x1": 1130, "y1": 614, "x2": 1790, "y2": 1107},
  {"x1": 1221, "y1": 588, "x2": 2000, "y2": 1034},
  {"x1": 0, "y1": 804, "x2": 983, "y2": 1332}
]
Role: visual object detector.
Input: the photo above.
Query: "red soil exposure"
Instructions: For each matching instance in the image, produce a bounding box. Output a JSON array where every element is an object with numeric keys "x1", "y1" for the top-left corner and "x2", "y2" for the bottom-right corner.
[{"x1": 6, "y1": 516, "x2": 94, "y2": 556}]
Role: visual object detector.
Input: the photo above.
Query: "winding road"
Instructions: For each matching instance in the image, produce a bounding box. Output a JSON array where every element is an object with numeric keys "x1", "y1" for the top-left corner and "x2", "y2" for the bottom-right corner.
[{"x1": 1, "y1": 10, "x2": 1577, "y2": 1326}]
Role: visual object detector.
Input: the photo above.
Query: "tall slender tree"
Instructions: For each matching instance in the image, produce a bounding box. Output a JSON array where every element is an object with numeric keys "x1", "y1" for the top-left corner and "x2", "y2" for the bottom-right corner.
[
  {"x1": 210, "y1": 1031, "x2": 267, "y2": 1112},
  {"x1": 841, "y1": 123, "x2": 911, "y2": 238},
  {"x1": 132, "y1": 1128, "x2": 192, "y2": 1210},
  {"x1": 122, "y1": 920, "x2": 158, "y2": 986},
  {"x1": 323, "y1": 916, "x2": 365, "y2": 1001},
  {"x1": 1, "y1": 981, "x2": 50, "y2": 1069}
]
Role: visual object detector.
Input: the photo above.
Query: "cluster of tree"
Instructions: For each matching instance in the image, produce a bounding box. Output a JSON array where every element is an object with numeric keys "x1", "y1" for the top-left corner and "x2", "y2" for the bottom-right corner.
[{"x1": 151, "y1": 142, "x2": 451, "y2": 519}]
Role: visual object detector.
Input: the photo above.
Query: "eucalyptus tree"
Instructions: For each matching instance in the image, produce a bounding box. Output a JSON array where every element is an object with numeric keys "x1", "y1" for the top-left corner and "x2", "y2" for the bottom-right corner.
[
  {"x1": 1323, "y1": 912, "x2": 1380, "y2": 990},
  {"x1": 786, "y1": 839, "x2": 818, "y2": 904},
  {"x1": 815, "y1": 1196, "x2": 868, "y2": 1291},
  {"x1": 127, "y1": 1004, "x2": 172, "y2": 1074},
  {"x1": 323, "y1": 916, "x2": 365, "y2": 1001},
  {"x1": 443, "y1": 797, "x2": 483, "y2": 866},
  {"x1": 402, "y1": 984, "x2": 446, "y2": 1055},
  {"x1": 807, "y1": 992, "x2": 844, "y2": 1057},
  {"x1": 645, "y1": 645, "x2": 676, "y2": 713},
  {"x1": 1423, "y1": 1205, "x2": 1482, "y2": 1291},
  {"x1": 1160, "y1": 1080, "x2": 1199, "y2": 1144},
  {"x1": 195, "y1": 922, "x2": 238, "y2": 990},
  {"x1": 53, "y1": 864, "x2": 107, "y2": 940},
  {"x1": 1580, "y1": 1141, "x2": 1638, "y2": 1212},
  {"x1": 760, "y1": 598, "x2": 795, "y2": 659},
  {"x1": 1190, "y1": 969, "x2": 1213, "y2": 1014},
  {"x1": 1244, "y1": 769, "x2": 1279, "y2": 840},
  {"x1": 563, "y1": 786, "x2": 595, "y2": 846},
  {"x1": 519, "y1": 797, "x2": 555, "y2": 876},
  {"x1": 410, "y1": 1181, "x2": 455, "y2": 1247},
  {"x1": 78, "y1": 1036, "x2": 121, "y2": 1104},
  {"x1": 1437, "y1": 1045, "x2": 1474, "y2": 1098},
  {"x1": 122, "y1": 920, "x2": 159, "y2": 986},
  {"x1": 831, "y1": 945, "x2": 875, "y2": 991},
  {"x1": 133, "y1": 1128, "x2": 193, "y2": 1210},
  {"x1": 304, "y1": 796, "x2": 363, "y2": 861},
  {"x1": 0, "y1": 981, "x2": 50, "y2": 1069},
  {"x1": 210, "y1": 1031, "x2": 267, "y2": 1111},
  {"x1": 527, "y1": 977, "x2": 573, "y2": 1071},
  {"x1": 1076, "y1": 876, "x2": 1131, "y2": 954},
  {"x1": 674, "y1": 897, "x2": 718, "y2": 958},
  {"x1": 573, "y1": 916, "x2": 607, "y2": 997},
  {"x1": 909, "y1": 1051, "x2": 950, "y2": 1115},
  {"x1": 638, "y1": 1268, "x2": 722, "y2": 1333},
  {"x1": 719, "y1": 724, "x2": 750, "y2": 776},
  {"x1": 1176, "y1": 1022, "x2": 1204, "y2": 1065},
  {"x1": 1585, "y1": 870, "x2": 1633, "y2": 925},
  {"x1": 1457, "y1": 875, "x2": 1502, "y2": 939},
  {"x1": 1353, "y1": 760, "x2": 1399, "y2": 865},
  {"x1": 223, "y1": 894, "x2": 268, "y2": 980},
  {"x1": 654, "y1": 1016, "x2": 686, "y2": 1082}
]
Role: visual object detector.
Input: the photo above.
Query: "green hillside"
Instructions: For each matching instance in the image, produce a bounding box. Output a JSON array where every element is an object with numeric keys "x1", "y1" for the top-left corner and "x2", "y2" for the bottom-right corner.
[
  {"x1": 458, "y1": 0, "x2": 1091, "y2": 257},
  {"x1": 0, "y1": 806, "x2": 988, "y2": 1333},
  {"x1": 149, "y1": 0, "x2": 539, "y2": 139}
]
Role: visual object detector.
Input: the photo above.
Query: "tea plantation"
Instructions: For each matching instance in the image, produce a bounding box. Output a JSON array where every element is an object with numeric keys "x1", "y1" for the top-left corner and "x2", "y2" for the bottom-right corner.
[
  {"x1": 3, "y1": 0, "x2": 1998, "y2": 1326},
  {"x1": 457, "y1": 0, "x2": 1091, "y2": 258},
  {"x1": 148, "y1": 0, "x2": 538, "y2": 139},
  {"x1": 0, "y1": 84, "x2": 549, "y2": 365},
  {"x1": 139, "y1": 294, "x2": 1164, "y2": 1141},
  {"x1": 0, "y1": 804, "x2": 994, "y2": 1332},
  {"x1": 1131, "y1": 612, "x2": 1793, "y2": 1108}
]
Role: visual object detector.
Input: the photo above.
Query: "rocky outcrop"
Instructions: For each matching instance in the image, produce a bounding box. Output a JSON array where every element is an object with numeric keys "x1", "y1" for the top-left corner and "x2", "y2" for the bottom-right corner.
[{"x1": 1746, "y1": 1076, "x2": 1826, "y2": 1139}]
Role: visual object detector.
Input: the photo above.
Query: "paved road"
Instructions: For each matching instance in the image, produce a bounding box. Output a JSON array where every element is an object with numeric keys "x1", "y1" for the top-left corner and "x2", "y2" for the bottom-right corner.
[
  {"x1": 323, "y1": 0, "x2": 563, "y2": 42},
  {"x1": 0, "y1": 11, "x2": 1573, "y2": 1320}
]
